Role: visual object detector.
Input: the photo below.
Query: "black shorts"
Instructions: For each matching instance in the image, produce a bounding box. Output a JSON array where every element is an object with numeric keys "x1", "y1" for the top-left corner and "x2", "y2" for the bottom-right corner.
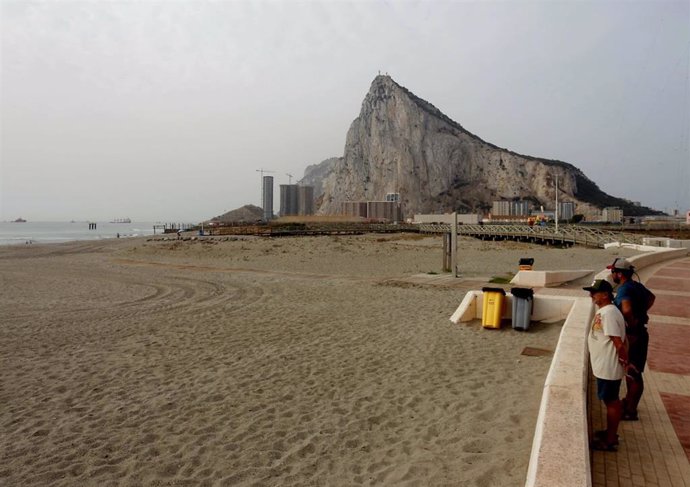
[
  {"x1": 596, "y1": 378, "x2": 622, "y2": 402},
  {"x1": 628, "y1": 330, "x2": 649, "y2": 376}
]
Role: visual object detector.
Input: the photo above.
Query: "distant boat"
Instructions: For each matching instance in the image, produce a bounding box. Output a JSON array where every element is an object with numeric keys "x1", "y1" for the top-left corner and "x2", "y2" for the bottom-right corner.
[
  {"x1": 110, "y1": 218, "x2": 131, "y2": 223},
  {"x1": 13, "y1": 217, "x2": 27, "y2": 223}
]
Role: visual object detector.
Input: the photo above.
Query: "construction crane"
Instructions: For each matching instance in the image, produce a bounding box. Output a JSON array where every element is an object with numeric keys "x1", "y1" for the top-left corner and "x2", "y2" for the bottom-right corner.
[
  {"x1": 256, "y1": 168, "x2": 276, "y2": 178},
  {"x1": 286, "y1": 173, "x2": 293, "y2": 184}
]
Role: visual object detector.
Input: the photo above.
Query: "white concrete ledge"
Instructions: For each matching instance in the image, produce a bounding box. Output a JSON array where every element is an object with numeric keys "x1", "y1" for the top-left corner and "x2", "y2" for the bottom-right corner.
[
  {"x1": 525, "y1": 297, "x2": 593, "y2": 487},
  {"x1": 594, "y1": 247, "x2": 689, "y2": 280},
  {"x1": 511, "y1": 270, "x2": 594, "y2": 287},
  {"x1": 449, "y1": 290, "x2": 482, "y2": 323}
]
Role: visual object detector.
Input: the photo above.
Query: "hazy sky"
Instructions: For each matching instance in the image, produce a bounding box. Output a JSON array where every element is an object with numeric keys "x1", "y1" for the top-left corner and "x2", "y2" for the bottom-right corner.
[{"x1": 2, "y1": 0, "x2": 689, "y2": 222}]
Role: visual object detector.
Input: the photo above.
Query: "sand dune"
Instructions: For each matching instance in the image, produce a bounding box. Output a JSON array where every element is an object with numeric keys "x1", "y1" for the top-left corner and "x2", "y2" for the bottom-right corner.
[{"x1": 0, "y1": 235, "x2": 636, "y2": 486}]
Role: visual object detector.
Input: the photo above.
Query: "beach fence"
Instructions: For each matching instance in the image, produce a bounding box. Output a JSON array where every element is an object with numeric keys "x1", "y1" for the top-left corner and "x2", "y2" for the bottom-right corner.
[
  {"x1": 418, "y1": 223, "x2": 647, "y2": 248},
  {"x1": 206, "y1": 221, "x2": 418, "y2": 237}
]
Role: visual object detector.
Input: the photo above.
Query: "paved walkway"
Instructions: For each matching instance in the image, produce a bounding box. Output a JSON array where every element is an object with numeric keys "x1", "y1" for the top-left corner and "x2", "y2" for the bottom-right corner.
[{"x1": 591, "y1": 256, "x2": 690, "y2": 487}]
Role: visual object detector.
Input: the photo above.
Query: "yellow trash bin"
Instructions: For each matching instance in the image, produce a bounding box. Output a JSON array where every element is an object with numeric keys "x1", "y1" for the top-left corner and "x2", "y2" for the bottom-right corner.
[{"x1": 481, "y1": 287, "x2": 506, "y2": 329}]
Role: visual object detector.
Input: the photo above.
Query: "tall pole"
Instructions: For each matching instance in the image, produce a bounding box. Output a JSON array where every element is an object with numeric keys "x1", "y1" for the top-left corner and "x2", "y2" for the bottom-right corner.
[
  {"x1": 451, "y1": 212, "x2": 458, "y2": 277},
  {"x1": 555, "y1": 174, "x2": 559, "y2": 233}
]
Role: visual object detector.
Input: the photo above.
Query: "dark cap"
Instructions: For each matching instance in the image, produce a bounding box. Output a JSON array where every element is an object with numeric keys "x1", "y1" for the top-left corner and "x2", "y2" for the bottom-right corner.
[
  {"x1": 583, "y1": 279, "x2": 614, "y2": 294},
  {"x1": 607, "y1": 257, "x2": 634, "y2": 271}
]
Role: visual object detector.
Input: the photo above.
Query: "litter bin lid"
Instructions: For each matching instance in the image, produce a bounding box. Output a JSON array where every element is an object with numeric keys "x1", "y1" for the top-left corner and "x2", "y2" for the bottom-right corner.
[
  {"x1": 481, "y1": 287, "x2": 506, "y2": 295},
  {"x1": 511, "y1": 287, "x2": 534, "y2": 299},
  {"x1": 519, "y1": 258, "x2": 535, "y2": 266}
]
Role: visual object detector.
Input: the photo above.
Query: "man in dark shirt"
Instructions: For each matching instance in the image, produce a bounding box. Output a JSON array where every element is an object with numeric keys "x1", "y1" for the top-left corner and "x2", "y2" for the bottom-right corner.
[{"x1": 609, "y1": 258, "x2": 656, "y2": 421}]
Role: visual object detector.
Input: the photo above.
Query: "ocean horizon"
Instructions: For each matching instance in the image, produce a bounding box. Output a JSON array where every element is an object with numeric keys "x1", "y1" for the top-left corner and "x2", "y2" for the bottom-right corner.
[{"x1": 0, "y1": 221, "x2": 164, "y2": 246}]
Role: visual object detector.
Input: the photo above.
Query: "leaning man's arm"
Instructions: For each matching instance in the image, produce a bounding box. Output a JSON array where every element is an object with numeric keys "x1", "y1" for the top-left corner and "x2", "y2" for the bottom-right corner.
[
  {"x1": 620, "y1": 299, "x2": 637, "y2": 327},
  {"x1": 610, "y1": 336, "x2": 628, "y2": 365}
]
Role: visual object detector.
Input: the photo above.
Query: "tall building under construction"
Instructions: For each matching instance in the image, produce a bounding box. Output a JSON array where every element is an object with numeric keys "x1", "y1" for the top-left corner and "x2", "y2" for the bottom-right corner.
[
  {"x1": 262, "y1": 176, "x2": 274, "y2": 221},
  {"x1": 297, "y1": 186, "x2": 314, "y2": 215},
  {"x1": 280, "y1": 185, "x2": 299, "y2": 216},
  {"x1": 279, "y1": 184, "x2": 315, "y2": 216}
]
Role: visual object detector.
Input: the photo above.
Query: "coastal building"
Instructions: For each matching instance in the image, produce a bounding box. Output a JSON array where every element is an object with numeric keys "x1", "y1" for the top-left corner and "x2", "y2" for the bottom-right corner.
[
  {"x1": 511, "y1": 200, "x2": 532, "y2": 216},
  {"x1": 279, "y1": 184, "x2": 315, "y2": 216},
  {"x1": 340, "y1": 200, "x2": 402, "y2": 222},
  {"x1": 341, "y1": 202, "x2": 368, "y2": 218},
  {"x1": 298, "y1": 186, "x2": 314, "y2": 216},
  {"x1": 262, "y1": 176, "x2": 274, "y2": 221},
  {"x1": 557, "y1": 201, "x2": 575, "y2": 221},
  {"x1": 602, "y1": 207, "x2": 623, "y2": 223},
  {"x1": 367, "y1": 201, "x2": 402, "y2": 222},
  {"x1": 492, "y1": 200, "x2": 533, "y2": 217},
  {"x1": 280, "y1": 185, "x2": 299, "y2": 216},
  {"x1": 492, "y1": 200, "x2": 511, "y2": 217}
]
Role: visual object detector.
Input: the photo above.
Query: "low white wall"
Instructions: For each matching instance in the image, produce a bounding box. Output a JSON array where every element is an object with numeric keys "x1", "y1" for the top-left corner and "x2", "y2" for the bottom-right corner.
[
  {"x1": 642, "y1": 237, "x2": 690, "y2": 249},
  {"x1": 595, "y1": 247, "x2": 689, "y2": 280},
  {"x1": 524, "y1": 297, "x2": 594, "y2": 487},
  {"x1": 511, "y1": 270, "x2": 594, "y2": 288},
  {"x1": 449, "y1": 292, "x2": 575, "y2": 324}
]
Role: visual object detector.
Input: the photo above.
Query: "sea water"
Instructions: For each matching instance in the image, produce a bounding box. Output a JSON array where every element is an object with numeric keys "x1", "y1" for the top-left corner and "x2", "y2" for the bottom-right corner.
[{"x1": 0, "y1": 221, "x2": 160, "y2": 246}]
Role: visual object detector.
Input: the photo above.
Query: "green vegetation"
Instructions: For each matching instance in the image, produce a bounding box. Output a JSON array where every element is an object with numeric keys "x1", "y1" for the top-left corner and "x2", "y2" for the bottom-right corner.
[{"x1": 489, "y1": 274, "x2": 514, "y2": 284}]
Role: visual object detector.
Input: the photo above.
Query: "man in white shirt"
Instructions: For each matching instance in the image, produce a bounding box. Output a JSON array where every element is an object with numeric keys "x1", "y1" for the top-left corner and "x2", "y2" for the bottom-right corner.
[{"x1": 584, "y1": 279, "x2": 628, "y2": 452}]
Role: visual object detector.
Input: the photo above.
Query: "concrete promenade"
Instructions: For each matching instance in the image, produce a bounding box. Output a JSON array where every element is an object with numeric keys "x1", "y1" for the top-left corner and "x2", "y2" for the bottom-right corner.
[{"x1": 591, "y1": 256, "x2": 690, "y2": 486}]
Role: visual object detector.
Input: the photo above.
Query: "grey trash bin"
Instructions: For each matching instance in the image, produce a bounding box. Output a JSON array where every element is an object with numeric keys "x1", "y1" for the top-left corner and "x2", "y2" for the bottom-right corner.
[{"x1": 511, "y1": 287, "x2": 534, "y2": 331}]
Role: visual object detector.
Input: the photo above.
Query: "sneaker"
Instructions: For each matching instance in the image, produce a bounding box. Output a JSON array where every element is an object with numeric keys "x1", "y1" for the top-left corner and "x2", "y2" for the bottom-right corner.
[
  {"x1": 594, "y1": 430, "x2": 619, "y2": 446},
  {"x1": 591, "y1": 437, "x2": 617, "y2": 452}
]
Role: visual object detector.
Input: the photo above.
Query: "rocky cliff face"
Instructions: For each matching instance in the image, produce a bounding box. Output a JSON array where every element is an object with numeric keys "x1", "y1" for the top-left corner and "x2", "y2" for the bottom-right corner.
[
  {"x1": 299, "y1": 157, "x2": 341, "y2": 209},
  {"x1": 302, "y1": 75, "x2": 657, "y2": 217}
]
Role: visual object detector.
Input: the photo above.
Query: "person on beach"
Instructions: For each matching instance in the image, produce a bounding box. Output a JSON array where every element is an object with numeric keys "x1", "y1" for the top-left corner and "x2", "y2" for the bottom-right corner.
[
  {"x1": 609, "y1": 257, "x2": 656, "y2": 421},
  {"x1": 585, "y1": 279, "x2": 628, "y2": 452}
]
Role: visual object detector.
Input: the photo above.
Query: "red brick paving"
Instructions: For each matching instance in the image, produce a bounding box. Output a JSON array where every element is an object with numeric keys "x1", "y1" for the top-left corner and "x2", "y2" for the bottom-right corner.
[
  {"x1": 648, "y1": 322, "x2": 690, "y2": 375},
  {"x1": 646, "y1": 257, "x2": 690, "y2": 479},
  {"x1": 591, "y1": 256, "x2": 690, "y2": 486},
  {"x1": 647, "y1": 276, "x2": 690, "y2": 292},
  {"x1": 651, "y1": 294, "x2": 690, "y2": 319},
  {"x1": 654, "y1": 267, "x2": 690, "y2": 278},
  {"x1": 654, "y1": 267, "x2": 690, "y2": 277},
  {"x1": 660, "y1": 393, "x2": 690, "y2": 463}
]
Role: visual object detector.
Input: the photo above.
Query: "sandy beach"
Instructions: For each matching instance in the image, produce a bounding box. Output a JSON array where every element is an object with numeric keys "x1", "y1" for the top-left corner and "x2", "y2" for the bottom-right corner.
[{"x1": 0, "y1": 234, "x2": 637, "y2": 486}]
